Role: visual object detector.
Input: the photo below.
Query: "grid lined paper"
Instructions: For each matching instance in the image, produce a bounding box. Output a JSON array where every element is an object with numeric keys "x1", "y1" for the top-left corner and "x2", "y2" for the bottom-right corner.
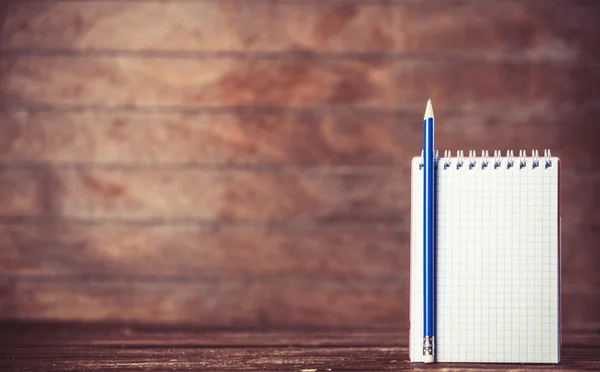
[{"x1": 409, "y1": 156, "x2": 560, "y2": 363}]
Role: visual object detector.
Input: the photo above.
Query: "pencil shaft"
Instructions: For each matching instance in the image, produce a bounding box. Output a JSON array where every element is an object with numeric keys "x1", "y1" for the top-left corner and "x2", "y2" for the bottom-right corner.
[{"x1": 423, "y1": 116, "x2": 435, "y2": 337}]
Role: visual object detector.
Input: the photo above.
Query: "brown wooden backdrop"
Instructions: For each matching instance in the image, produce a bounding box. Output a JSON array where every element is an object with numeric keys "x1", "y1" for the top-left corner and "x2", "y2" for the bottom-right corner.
[{"x1": 0, "y1": 0, "x2": 598, "y2": 330}]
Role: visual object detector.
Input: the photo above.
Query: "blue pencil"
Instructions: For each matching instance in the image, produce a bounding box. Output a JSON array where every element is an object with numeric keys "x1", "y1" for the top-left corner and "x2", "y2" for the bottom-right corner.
[{"x1": 423, "y1": 98, "x2": 435, "y2": 363}]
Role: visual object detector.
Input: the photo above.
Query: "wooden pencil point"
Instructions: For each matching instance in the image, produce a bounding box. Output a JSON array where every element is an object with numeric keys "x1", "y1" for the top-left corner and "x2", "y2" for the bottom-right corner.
[{"x1": 424, "y1": 99, "x2": 434, "y2": 120}]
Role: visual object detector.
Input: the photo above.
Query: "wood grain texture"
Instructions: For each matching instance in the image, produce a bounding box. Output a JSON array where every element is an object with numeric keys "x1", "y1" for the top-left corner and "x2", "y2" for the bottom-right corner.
[
  {"x1": 0, "y1": 280, "x2": 598, "y2": 330},
  {"x1": 0, "y1": 56, "x2": 394, "y2": 109},
  {"x1": 0, "y1": 108, "x2": 598, "y2": 170},
  {"x1": 0, "y1": 224, "x2": 408, "y2": 279},
  {"x1": 560, "y1": 173, "x2": 600, "y2": 233},
  {"x1": 1, "y1": 326, "x2": 600, "y2": 371},
  {"x1": 562, "y1": 290, "x2": 600, "y2": 330},
  {"x1": 4, "y1": 0, "x2": 600, "y2": 62},
  {"x1": 0, "y1": 223, "x2": 595, "y2": 284},
  {"x1": 0, "y1": 167, "x2": 594, "y2": 228},
  {"x1": 0, "y1": 225, "x2": 596, "y2": 289},
  {"x1": 0, "y1": 167, "x2": 408, "y2": 220},
  {"x1": 394, "y1": 0, "x2": 600, "y2": 61},
  {"x1": 0, "y1": 0, "x2": 598, "y2": 330},
  {"x1": 395, "y1": 61, "x2": 600, "y2": 110},
  {"x1": 562, "y1": 231, "x2": 600, "y2": 287},
  {"x1": 0, "y1": 111, "x2": 403, "y2": 166},
  {"x1": 0, "y1": 280, "x2": 407, "y2": 327},
  {"x1": 2, "y1": 1, "x2": 394, "y2": 53},
  {"x1": 437, "y1": 109, "x2": 600, "y2": 173},
  {"x1": 2, "y1": 322, "x2": 594, "y2": 353},
  {"x1": 2, "y1": 56, "x2": 598, "y2": 109},
  {"x1": 0, "y1": 322, "x2": 406, "y2": 347}
]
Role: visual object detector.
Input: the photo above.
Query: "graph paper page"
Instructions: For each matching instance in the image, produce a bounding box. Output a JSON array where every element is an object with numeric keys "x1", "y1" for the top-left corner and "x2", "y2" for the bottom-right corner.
[{"x1": 409, "y1": 156, "x2": 560, "y2": 363}]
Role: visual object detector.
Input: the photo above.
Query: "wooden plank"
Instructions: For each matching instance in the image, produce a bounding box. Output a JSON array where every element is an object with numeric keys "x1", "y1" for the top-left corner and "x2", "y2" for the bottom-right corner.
[
  {"x1": 0, "y1": 323, "x2": 405, "y2": 347},
  {"x1": 0, "y1": 166, "x2": 593, "y2": 229},
  {"x1": 2, "y1": 56, "x2": 598, "y2": 109},
  {"x1": 2, "y1": 1, "x2": 394, "y2": 53},
  {"x1": 5, "y1": 0, "x2": 599, "y2": 63},
  {"x1": 1, "y1": 108, "x2": 597, "y2": 170},
  {"x1": 562, "y1": 289, "x2": 600, "y2": 330},
  {"x1": 2, "y1": 278, "x2": 597, "y2": 333},
  {"x1": 394, "y1": 0, "x2": 600, "y2": 61},
  {"x1": 1, "y1": 327, "x2": 599, "y2": 371},
  {"x1": 395, "y1": 61, "x2": 600, "y2": 110},
  {"x1": 0, "y1": 280, "x2": 132, "y2": 322},
  {"x1": 560, "y1": 173, "x2": 600, "y2": 233},
  {"x1": 0, "y1": 56, "x2": 394, "y2": 109},
  {"x1": 0, "y1": 224, "x2": 408, "y2": 279},
  {"x1": 561, "y1": 230, "x2": 600, "y2": 287},
  {"x1": 0, "y1": 222, "x2": 593, "y2": 298},
  {"x1": 437, "y1": 109, "x2": 600, "y2": 172},
  {"x1": 0, "y1": 167, "x2": 409, "y2": 220},
  {"x1": 2, "y1": 279, "x2": 408, "y2": 327},
  {"x1": 0, "y1": 111, "x2": 402, "y2": 166}
]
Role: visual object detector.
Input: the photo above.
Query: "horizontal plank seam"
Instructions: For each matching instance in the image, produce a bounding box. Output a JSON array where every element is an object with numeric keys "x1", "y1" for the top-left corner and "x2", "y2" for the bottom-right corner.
[
  {"x1": 1, "y1": 276, "x2": 598, "y2": 294},
  {"x1": 560, "y1": 283, "x2": 600, "y2": 295},
  {"x1": 8, "y1": 343, "x2": 408, "y2": 349},
  {"x1": 0, "y1": 218, "x2": 593, "y2": 235},
  {"x1": 0, "y1": 221, "x2": 594, "y2": 238},
  {"x1": 1, "y1": 48, "x2": 597, "y2": 64},
  {"x1": 0, "y1": 216, "x2": 406, "y2": 226},
  {"x1": 0, "y1": 162, "x2": 411, "y2": 171},
  {"x1": 0, "y1": 102, "x2": 401, "y2": 116},
  {"x1": 2, "y1": 102, "x2": 600, "y2": 116},
  {"x1": 0, "y1": 162, "x2": 411, "y2": 170},
  {"x1": 8, "y1": 0, "x2": 599, "y2": 7},
  {"x1": 0, "y1": 163, "x2": 588, "y2": 179},
  {"x1": 0, "y1": 323, "x2": 412, "y2": 334},
  {"x1": 0, "y1": 275, "x2": 409, "y2": 286}
]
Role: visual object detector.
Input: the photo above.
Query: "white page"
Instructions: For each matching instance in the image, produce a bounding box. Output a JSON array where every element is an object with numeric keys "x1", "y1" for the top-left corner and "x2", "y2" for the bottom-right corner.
[{"x1": 409, "y1": 155, "x2": 560, "y2": 363}]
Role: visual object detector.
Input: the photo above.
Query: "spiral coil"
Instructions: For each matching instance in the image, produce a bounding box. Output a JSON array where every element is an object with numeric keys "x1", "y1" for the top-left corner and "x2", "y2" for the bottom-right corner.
[{"x1": 418, "y1": 150, "x2": 554, "y2": 169}]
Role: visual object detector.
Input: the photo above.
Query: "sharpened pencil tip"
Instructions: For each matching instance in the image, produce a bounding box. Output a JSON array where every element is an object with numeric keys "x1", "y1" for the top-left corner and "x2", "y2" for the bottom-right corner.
[{"x1": 424, "y1": 98, "x2": 434, "y2": 120}]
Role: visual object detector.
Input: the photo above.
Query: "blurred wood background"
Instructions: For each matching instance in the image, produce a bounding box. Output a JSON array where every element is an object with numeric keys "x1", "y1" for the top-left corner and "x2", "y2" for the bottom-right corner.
[{"x1": 0, "y1": 0, "x2": 598, "y2": 330}]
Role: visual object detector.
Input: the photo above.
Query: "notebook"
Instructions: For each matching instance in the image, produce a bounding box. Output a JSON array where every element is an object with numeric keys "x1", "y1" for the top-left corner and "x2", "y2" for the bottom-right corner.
[{"x1": 409, "y1": 150, "x2": 560, "y2": 363}]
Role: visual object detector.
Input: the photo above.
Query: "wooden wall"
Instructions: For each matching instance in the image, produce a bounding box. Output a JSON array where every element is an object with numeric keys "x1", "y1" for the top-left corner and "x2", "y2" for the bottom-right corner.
[{"x1": 0, "y1": 0, "x2": 599, "y2": 329}]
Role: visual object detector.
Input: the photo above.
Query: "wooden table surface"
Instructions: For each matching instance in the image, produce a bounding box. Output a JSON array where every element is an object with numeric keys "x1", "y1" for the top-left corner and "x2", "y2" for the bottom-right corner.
[{"x1": 0, "y1": 322, "x2": 598, "y2": 371}]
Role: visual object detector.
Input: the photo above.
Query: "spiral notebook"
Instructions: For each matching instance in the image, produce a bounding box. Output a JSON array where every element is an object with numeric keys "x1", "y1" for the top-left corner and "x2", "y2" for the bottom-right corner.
[{"x1": 409, "y1": 150, "x2": 560, "y2": 363}]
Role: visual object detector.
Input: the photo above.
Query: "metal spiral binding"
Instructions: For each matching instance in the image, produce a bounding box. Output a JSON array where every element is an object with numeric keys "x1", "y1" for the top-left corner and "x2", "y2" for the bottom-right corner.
[
  {"x1": 532, "y1": 150, "x2": 540, "y2": 168},
  {"x1": 456, "y1": 150, "x2": 464, "y2": 169},
  {"x1": 419, "y1": 149, "x2": 553, "y2": 169},
  {"x1": 507, "y1": 150, "x2": 514, "y2": 168},
  {"x1": 494, "y1": 150, "x2": 501, "y2": 169},
  {"x1": 443, "y1": 150, "x2": 451, "y2": 169},
  {"x1": 520, "y1": 150, "x2": 529, "y2": 168},
  {"x1": 468, "y1": 150, "x2": 476, "y2": 169},
  {"x1": 544, "y1": 149, "x2": 553, "y2": 168},
  {"x1": 481, "y1": 150, "x2": 489, "y2": 168}
]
